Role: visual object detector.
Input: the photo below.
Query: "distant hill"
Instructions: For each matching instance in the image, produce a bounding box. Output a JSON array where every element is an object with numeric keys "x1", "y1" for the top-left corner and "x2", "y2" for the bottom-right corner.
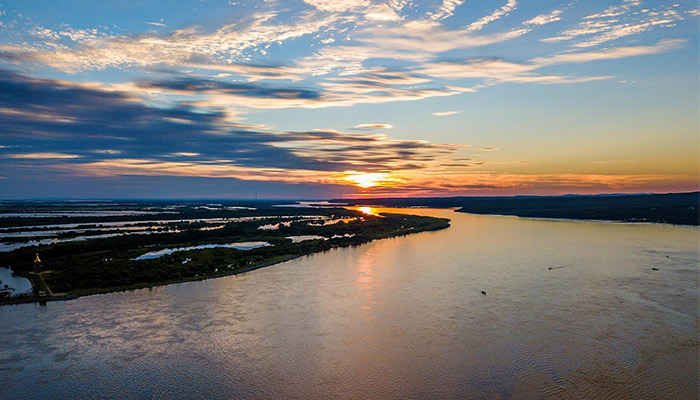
[{"x1": 331, "y1": 192, "x2": 700, "y2": 226}]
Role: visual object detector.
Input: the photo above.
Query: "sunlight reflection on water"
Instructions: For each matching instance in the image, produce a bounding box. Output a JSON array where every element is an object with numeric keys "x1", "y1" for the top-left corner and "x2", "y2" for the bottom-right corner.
[{"x1": 1, "y1": 209, "x2": 697, "y2": 399}]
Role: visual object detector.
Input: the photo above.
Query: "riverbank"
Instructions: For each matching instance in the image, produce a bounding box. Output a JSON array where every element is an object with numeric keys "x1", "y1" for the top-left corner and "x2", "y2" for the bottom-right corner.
[
  {"x1": 334, "y1": 192, "x2": 700, "y2": 226},
  {"x1": 1, "y1": 210, "x2": 450, "y2": 306},
  {"x1": 0, "y1": 254, "x2": 303, "y2": 306}
]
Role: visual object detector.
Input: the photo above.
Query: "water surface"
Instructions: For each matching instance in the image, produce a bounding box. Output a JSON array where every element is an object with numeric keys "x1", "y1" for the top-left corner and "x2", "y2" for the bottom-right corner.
[
  {"x1": 0, "y1": 267, "x2": 33, "y2": 297},
  {"x1": 132, "y1": 242, "x2": 271, "y2": 260},
  {"x1": 1, "y1": 209, "x2": 697, "y2": 399}
]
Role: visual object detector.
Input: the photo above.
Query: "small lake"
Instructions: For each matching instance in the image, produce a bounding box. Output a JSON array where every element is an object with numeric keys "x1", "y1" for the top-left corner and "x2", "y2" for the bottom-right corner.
[
  {"x1": 1, "y1": 209, "x2": 697, "y2": 399},
  {"x1": 132, "y1": 242, "x2": 271, "y2": 260},
  {"x1": 0, "y1": 267, "x2": 33, "y2": 297},
  {"x1": 285, "y1": 235, "x2": 327, "y2": 242}
]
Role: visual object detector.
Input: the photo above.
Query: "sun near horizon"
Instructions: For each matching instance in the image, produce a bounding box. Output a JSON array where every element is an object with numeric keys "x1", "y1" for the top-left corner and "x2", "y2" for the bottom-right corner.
[
  {"x1": 0, "y1": 1, "x2": 697, "y2": 199},
  {"x1": 343, "y1": 172, "x2": 397, "y2": 189}
]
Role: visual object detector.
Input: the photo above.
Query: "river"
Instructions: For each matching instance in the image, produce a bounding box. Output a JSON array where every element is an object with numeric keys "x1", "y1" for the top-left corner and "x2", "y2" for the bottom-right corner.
[{"x1": 1, "y1": 208, "x2": 698, "y2": 399}]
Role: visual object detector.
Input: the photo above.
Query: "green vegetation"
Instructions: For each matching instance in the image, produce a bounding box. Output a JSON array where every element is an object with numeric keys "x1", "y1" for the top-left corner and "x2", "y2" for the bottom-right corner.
[{"x1": 0, "y1": 204, "x2": 449, "y2": 303}]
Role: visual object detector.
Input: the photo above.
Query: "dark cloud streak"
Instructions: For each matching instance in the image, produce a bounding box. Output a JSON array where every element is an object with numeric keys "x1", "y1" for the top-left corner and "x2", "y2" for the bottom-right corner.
[{"x1": 0, "y1": 69, "x2": 464, "y2": 179}]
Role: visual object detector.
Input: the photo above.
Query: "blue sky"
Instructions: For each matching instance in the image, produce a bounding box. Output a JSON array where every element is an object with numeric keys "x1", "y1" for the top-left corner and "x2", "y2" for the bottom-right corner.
[{"x1": 0, "y1": 0, "x2": 698, "y2": 198}]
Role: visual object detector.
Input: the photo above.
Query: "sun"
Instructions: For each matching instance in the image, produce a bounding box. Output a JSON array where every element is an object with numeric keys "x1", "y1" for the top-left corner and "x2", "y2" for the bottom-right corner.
[
  {"x1": 343, "y1": 172, "x2": 393, "y2": 188},
  {"x1": 359, "y1": 206, "x2": 374, "y2": 215}
]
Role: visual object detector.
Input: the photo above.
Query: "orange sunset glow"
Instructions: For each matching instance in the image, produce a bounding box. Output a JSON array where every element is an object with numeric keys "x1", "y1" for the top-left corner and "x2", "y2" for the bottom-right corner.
[
  {"x1": 0, "y1": 1, "x2": 698, "y2": 399},
  {"x1": 0, "y1": 0, "x2": 696, "y2": 200},
  {"x1": 343, "y1": 172, "x2": 397, "y2": 188}
]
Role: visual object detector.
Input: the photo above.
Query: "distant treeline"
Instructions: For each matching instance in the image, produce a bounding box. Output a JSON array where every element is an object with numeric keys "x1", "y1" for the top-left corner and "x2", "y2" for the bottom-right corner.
[
  {"x1": 0, "y1": 203, "x2": 332, "y2": 228},
  {"x1": 332, "y1": 192, "x2": 700, "y2": 225}
]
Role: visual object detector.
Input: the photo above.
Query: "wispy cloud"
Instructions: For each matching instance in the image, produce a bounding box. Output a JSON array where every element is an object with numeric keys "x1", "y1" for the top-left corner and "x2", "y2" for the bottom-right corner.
[
  {"x1": 429, "y1": 0, "x2": 467, "y2": 21},
  {"x1": 523, "y1": 9, "x2": 562, "y2": 26},
  {"x1": 466, "y1": 0, "x2": 518, "y2": 32},
  {"x1": 542, "y1": 2, "x2": 684, "y2": 47},
  {"x1": 418, "y1": 58, "x2": 608, "y2": 85},
  {"x1": 357, "y1": 19, "x2": 531, "y2": 55},
  {"x1": 303, "y1": 0, "x2": 369, "y2": 13},
  {"x1": 170, "y1": 152, "x2": 201, "y2": 157},
  {"x1": 6, "y1": 11, "x2": 342, "y2": 75},
  {"x1": 0, "y1": 0, "x2": 685, "y2": 114},
  {"x1": 354, "y1": 123, "x2": 394, "y2": 129},
  {"x1": 432, "y1": 111, "x2": 459, "y2": 116},
  {"x1": 415, "y1": 39, "x2": 683, "y2": 85},
  {"x1": 531, "y1": 39, "x2": 685, "y2": 66},
  {"x1": 6, "y1": 153, "x2": 82, "y2": 159},
  {"x1": 92, "y1": 150, "x2": 122, "y2": 155}
]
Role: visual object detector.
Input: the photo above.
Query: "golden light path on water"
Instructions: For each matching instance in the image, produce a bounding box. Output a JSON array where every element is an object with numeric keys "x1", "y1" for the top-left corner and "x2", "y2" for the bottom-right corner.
[
  {"x1": 357, "y1": 206, "x2": 377, "y2": 216},
  {"x1": 0, "y1": 208, "x2": 697, "y2": 399}
]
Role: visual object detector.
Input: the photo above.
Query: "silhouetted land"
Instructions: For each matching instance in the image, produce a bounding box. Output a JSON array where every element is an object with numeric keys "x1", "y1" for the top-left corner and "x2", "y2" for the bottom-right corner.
[
  {"x1": 0, "y1": 202, "x2": 449, "y2": 304},
  {"x1": 333, "y1": 192, "x2": 699, "y2": 226}
]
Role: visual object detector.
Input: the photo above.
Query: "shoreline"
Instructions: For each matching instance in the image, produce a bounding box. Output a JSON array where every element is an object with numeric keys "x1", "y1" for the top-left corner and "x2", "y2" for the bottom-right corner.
[
  {"x1": 336, "y1": 192, "x2": 700, "y2": 226},
  {"x1": 1, "y1": 254, "x2": 304, "y2": 306},
  {"x1": 0, "y1": 213, "x2": 451, "y2": 307},
  {"x1": 10, "y1": 204, "x2": 692, "y2": 307},
  {"x1": 453, "y1": 210, "x2": 700, "y2": 227},
  {"x1": 360, "y1": 205, "x2": 697, "y2": 227}
]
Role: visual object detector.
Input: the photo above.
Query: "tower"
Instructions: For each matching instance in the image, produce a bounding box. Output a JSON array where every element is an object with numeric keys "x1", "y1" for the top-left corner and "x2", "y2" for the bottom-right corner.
[{"x1": 33, "y1": 253, "x2": 43, "y2": 274}]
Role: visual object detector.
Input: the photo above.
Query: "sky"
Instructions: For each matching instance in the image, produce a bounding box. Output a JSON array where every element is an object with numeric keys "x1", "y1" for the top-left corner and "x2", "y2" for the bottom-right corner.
[{"x1": 0, "y1": 0, "x2": 698, "y2": 199}]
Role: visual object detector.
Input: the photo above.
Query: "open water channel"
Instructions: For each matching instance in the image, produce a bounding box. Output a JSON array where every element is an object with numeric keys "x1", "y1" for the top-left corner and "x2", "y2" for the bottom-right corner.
[{"x1": 0, "y1": 208, "x2": 697, "y2": 399}]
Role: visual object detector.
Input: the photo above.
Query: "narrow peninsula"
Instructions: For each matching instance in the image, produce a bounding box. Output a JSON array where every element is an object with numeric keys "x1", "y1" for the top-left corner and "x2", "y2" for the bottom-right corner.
[{"x1": 0, "y1": 201, "x2": 450, "y2": 305}]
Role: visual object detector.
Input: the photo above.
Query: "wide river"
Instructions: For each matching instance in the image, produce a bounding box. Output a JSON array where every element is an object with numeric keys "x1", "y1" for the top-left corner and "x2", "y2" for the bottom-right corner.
[{"x1": 1, "y1": 208, "x2": 698, "y2": 399}]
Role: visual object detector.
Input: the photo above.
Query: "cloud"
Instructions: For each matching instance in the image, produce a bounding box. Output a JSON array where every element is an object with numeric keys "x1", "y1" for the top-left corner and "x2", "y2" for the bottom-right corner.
[
  {"x1": 364, "y1": 3, "x2": 403, "y2": 21},
  {"x1": 28, "y1": 25, "x2": 101, "y2": 42},
  {"x1": 357, "y1": 19, "x2": 531, "y2": 55},
  {"x1": 523, "y1": 10, "x2": 562, "y2": 26},
  {"x1": 170, "y1": 152, "x2": 201, "y2": 157},
  {"x1": 583, "y1": 0, "x2": 641, "y2": 20},
  {"x1": 127, "y1": 70, "x2": 472, "y2": 109},
  {"x1": 0, "y1": 1, "x2": 696, "y2": 197},
  {"x1": 418, "y1": 58, "x2": 610, "y2": 85},
  {"x1": 413, "y1": 39, "x2": 682, "y2": 85},
  {"x1": 0, "y1": 68, "x2": 468, "y2": 184},
  {"x1": 6, "y1": 153, "x2": 82, "y2": 159},
  {"x1": 432, "y1": 111, "x2": 459, "y2": 116},
  {"x1": 354, "y1": 123, "x2": 394, "y2": 129},
  {"x1": 466, "y1": 0, "x2": 518, "y2": 32},
  {"x1": 5, "y1": 11, "x2": 342, "y2": 76},
  {"x1": 92, "y1": 149, "x2": 122, "y2": 155},
  {"x1": 302, "y1": 0, "x2": 401, "y2": 21},
  {"x1": 1, "y1": 66, "x2": 691, "y2": 196},
  {"x1": 542, "y1": 3, "x2": 684, "y2": 47},
  {"x1": 532, "y1": 39, "x2": 685, "y2": 66},
  {"x1": 1, "y1": 1, "x2": 678, "y2": 117},
  {"x1": 135, "y1": 76, "x2": 322, "y2": 101},
  {"x1": 303, "y1": 0, "x2": 369, "y2": 13},
  {"x1": 328, "y1": 71, "x2": 432, "y2": 86},
  {"x1": 342, "y1": 171, "x2": 684, "y2": 197},
  {"x1": 297, "y1": 45, "x2": 424, "y2": 77},
  {"x1": 429, "y1": 0, "x2": 467, "y2": 21}
]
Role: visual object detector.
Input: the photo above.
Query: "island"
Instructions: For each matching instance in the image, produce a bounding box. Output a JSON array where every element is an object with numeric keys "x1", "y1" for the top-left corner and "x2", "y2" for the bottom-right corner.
[{"x1": 0, "y1": 201, "x2": 450, "y2": 305}]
